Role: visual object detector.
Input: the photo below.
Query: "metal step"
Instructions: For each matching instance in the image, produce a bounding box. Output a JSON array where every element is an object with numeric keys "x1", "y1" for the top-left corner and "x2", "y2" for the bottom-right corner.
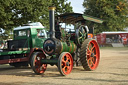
[{"x1": 112, "y1": 43, "x2": 124, "y2": 47}]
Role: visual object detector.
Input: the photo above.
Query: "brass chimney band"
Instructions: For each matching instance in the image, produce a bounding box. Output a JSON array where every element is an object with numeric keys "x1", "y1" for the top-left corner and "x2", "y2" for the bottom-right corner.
[{"x1": 49, "y1": 6, "x2": 56, "y2": 10}]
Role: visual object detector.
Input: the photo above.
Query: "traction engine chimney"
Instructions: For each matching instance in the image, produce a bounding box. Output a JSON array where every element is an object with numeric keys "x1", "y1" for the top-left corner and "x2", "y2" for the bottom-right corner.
[{"x1": 49, "y1": 6, "x2": 56, "y2": 38}]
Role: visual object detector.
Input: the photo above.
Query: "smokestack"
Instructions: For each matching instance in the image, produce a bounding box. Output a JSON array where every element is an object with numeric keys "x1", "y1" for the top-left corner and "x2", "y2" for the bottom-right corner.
[{"x1": 49, "y1": 6, "x2": 56, "y2": 38}]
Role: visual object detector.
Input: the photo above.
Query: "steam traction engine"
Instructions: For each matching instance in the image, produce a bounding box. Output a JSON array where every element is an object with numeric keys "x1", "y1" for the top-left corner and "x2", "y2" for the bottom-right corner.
[{"x1": 31, "y1": 6, "x2": 103, "y2": 76}]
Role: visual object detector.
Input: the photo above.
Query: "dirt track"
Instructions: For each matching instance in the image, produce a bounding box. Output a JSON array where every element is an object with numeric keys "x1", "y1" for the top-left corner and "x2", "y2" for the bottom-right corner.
[{"x1": 0, "y1": 47, "x2": 128, "y2": 85}]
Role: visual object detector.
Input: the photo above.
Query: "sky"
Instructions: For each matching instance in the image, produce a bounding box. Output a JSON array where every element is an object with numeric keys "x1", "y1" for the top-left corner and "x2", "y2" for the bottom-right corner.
[
  {"x1": 67, "y1": 0, "x2": 84, "y2": 13},
  {"x1": 61, "y1": 0, "x2": 85, "y2": 28}
]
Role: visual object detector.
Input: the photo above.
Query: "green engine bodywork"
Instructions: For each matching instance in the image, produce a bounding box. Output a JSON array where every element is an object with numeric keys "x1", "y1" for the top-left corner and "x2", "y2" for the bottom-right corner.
[
  {"x1": 42, "y1": 13, "x2": 103, "y2": 65},
  {"x1": 60, "y1": 41, "x2": 76, "y2": 54}
]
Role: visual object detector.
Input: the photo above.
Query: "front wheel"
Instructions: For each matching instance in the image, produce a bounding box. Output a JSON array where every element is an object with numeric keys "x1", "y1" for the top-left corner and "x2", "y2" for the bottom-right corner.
[
  {"x1": 80, "y1": 39, "x2": 100, "y2": 71},
  {"x1": 58, "y1": 52, "x2": 73, "y2": 76},
  {"x1": 31, "y1": 52, "x2": 47, "y2": 75}
]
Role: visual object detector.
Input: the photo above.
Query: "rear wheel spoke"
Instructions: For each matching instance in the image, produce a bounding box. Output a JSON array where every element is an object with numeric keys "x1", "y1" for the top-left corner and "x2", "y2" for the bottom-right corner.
[{"x1": 91, "y1": 46, "x2": 95, "y2": 52}]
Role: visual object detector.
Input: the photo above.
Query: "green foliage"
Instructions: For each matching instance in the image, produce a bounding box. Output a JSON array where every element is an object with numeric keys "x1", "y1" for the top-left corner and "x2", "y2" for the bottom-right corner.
[
  {"x1": 83, "y1": 0, "x2": 128, "y2": 33},
  {"x1": 51, "y1": 0, "x2": 73, "y2": 15},
  {"x1": 0, "y1": 0, "x2": 73, "y2": 40},
  {"x1": 0, "y1": 0, "x2": 52, "y2": 28},
  {"x1": 0, "y1": 28, "x2": 12, "y2": 40}
]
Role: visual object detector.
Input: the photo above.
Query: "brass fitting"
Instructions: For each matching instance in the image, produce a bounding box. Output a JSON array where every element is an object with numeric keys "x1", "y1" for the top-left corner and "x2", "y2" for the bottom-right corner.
[{"x1": 49, "y1": 6, "x2": 56, "y2": 10}]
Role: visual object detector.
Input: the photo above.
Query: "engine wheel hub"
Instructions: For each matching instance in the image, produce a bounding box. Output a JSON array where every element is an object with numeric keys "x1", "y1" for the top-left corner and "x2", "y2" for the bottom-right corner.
[{"x1": 91, "y1": 53, "x2": 95, "y2": 57}]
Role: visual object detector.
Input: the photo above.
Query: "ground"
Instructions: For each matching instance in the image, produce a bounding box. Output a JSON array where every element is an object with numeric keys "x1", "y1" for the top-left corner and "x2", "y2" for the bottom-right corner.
[{"x1": 0, "y1": 47, "x2": 128, "y2": 85}]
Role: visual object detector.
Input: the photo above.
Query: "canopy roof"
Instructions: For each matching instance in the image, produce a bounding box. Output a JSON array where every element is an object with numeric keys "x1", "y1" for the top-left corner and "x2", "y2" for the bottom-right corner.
[{"x1": 57, "y1": 13, "x2": 103, "y2": 24}]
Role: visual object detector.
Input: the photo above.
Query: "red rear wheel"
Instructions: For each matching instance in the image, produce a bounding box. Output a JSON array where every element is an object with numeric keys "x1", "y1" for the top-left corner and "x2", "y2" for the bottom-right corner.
[
  {"x1": 31, "y1": 52, "x2": 47, "y2": 75},
  {"x1": 58, "y1": 52, "x2": 73, "y2": 76},
  {"x1": 80, "y1": 39, "x2": 100, "y2": 70}
]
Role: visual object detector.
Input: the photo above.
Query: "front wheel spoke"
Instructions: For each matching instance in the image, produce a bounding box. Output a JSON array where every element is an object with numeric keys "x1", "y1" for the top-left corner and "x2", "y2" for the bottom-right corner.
[
  {"x1": 62, "y1": 59, "x2": 65, "y2": 62},
  {"x1": 62, "y1": 61, "x2": 66, "y2": 66},
  {"x1": 35, "y1": 65, "x2": 39, "y2": 68},
  {"x1": 62, "y1": 59, "x2": 66, "y2": 64},
  {"x1": 40, "y1": 67, "x2": 42, "y2": 70},
  {"x1": 61, "y1": 62, "x2": 64, "y2": 66},
  {"x1": 42, "y1": 64, "x2": 47, "y2": 69},
  {"x1": 35, "y1": 62, "x2": 40, "y2": 66},
  {"x1": 68, "y1": 59, "x2": 72, "y2": 65},
  {"x1": 35, "y1": 63, "x2": 40, "y2": 67},
  {"x1": 66, "y1": 58, "x2": 71, "y2": 63},
  {"x1": 43, "y1": 64, "x2": 47, "y2": 67},
  {"x1": 62, "y1": 66, "x2": 66, "y2": 73},
  {"x1": 67, "y1": 66, "x2": 70, "y2": 71},
  {"x1": 65, "y1": 56, "x2": 70, "y2": 62},
  {"x1": 65, "y1": 59, "x2": 68, "y2": 63},
  {"x1": 37, "y1": 67, "x2": 40, "y2": 72}
]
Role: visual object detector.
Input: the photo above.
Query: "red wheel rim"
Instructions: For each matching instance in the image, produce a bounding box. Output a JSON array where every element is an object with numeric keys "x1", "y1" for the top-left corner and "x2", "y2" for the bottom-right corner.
[
  {"x1": 87, "y1": 40, "x2": 100, "y2": 70},
  {"x1": 35, "y1": 53, "x2": 47, "y2": 74},
  {"x1": 61, "y1": 53, "x2": 73, "y2": 75}
]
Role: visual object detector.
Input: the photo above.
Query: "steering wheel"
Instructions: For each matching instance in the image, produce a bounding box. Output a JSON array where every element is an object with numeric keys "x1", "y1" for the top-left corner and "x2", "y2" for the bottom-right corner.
[{"x1": 75, "y1": 25, "x2": 87, "y2": 46}]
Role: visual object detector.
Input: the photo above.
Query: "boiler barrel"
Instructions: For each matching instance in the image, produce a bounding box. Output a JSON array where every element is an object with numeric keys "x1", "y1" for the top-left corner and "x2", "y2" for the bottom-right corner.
[
  {"x1": 43, "y1": 38, "x2": 76, "y2": 55},
  {"x1": 60, "y1": 42, "x2": 76, "y2": 54}
]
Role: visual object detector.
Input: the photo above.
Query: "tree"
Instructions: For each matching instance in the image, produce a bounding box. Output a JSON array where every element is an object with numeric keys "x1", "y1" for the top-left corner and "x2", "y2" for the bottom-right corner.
[
  {"x1": 51, "y1": 0, "x2": 73, "y2": 15},
  {"x1": 0, "y1": 28, "x2": 12, "y2": 40},
  {"x1": 83, "y1": 0, "x2": 128, "y2": 33},
  {"x1": 0, "y1": 0, "x2": 73, "y2": 39}
]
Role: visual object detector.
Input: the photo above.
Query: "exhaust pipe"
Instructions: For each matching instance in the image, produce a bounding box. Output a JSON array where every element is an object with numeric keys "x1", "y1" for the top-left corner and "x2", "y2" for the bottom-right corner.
[{"x1": 49, "y1": 6, "x2": 56, "y2": 38}]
